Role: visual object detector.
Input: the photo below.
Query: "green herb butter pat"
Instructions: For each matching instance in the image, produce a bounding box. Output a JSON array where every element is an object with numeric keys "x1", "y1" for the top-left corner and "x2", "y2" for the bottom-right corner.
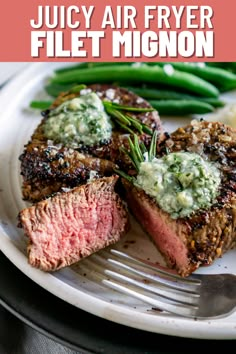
[
  {"x1": 135, "y1": 152, "x2": 221, "y2": 219},
  {"x1": 43, "y1": 92, "x2": 112, "y2": 147}
]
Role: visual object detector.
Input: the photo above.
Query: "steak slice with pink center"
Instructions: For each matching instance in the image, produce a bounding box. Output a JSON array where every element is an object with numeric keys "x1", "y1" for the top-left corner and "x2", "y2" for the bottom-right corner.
[{"x1": 18, "y1": 176, "x2": 129, "y2": 271}]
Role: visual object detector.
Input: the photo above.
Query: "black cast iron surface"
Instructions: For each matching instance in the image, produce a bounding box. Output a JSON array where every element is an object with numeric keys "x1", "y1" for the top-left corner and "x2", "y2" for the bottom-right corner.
[{"x1": 0, "y1": 251, "x2": 234, "y2": 354}]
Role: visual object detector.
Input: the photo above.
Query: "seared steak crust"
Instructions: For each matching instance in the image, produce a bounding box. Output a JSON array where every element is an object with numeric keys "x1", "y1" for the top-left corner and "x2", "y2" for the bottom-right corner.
[
  {"x1": 20, "y1": 85, "x2": 162, "y2": 202},
  {"x1": 20, "y1": 144, "x2": 116, "y2": 202},
  {"x1": 18, "y1": 176, "x2": 129, "y2": 272},
  {"x1": 124, "y1": 121, "x2": 236, "y2": 276}
]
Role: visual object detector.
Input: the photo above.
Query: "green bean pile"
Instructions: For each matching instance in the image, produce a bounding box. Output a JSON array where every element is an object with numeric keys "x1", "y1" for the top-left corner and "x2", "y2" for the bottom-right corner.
[{"x1": 32, "y1": 62, "x2": 236, "y2": 116}]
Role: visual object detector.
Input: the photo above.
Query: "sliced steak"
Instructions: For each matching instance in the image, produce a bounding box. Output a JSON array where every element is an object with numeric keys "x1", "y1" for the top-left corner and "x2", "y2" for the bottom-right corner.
[
  {"x1": 123, "y1": 121, "x2": 236, "y2": 276},
  {"x1": 18, "y1": 176, "x2": 129, "y2": 272},
  {"x1": 20, "y1": 85, "x2": 162, "y2": 202}
]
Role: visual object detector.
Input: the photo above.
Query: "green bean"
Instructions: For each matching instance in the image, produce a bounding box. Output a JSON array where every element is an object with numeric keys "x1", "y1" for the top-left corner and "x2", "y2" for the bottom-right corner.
[
  {"x1": 50, "y1": 65, "x2": 219, "y2": 98},
  {"x1": 206, "y1": 63, "x2": 228, "y2": 69},
  {"x1": 54, "y1": 62, "x2": 131, "y2": 74},
  {"x1": 45, "y1": 83, "x2": 88, "y2": 97},
  {"x1": 124, "y1": 86, "x2": 225, "y2": 107},
  {"x1": 152, "y1": 62, "x2": 236, "y2": 91},
  {"x1": 220, "y1": 84, "x2": 236, "y2": 92},
  {"x1": 149, "y1": 100, "x2": 214, "y2": 116},
  {"x1": 30, "y1": 101, "x2": 53, "y2": 110},
  {"x1": 45, "y1": 83, "x2": 78, "y2": 97},
  {"x1": 207, "y1": 62, "x2": 236, "y2": 73},
  {"x1": 45, "y1": 83, "x2": 75, "y2": 97},
  {"x1": 198, "y1": 97, "x2": 225, "y2": 107},
  {"x1": 55, "y1": 62, "x2": 90, "y2": 73}
]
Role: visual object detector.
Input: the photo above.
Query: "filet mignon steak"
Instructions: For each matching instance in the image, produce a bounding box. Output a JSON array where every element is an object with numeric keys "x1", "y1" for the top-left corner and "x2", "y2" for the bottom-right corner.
[
  {"x1": 18, "y1": 176, "x2": 129, "y2": 271},
  {"x1": 123, "y1": 120, "x2": 236, "y2": 276},
  {"x1": 20, "y1": 85, "x2": 162, "y2": 202}
]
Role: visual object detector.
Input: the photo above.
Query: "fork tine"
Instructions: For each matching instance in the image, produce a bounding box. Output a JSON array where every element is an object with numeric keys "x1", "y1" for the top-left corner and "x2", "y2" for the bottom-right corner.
[
  {"x1": 106, "y1": 257, "x2": 200, "y2": 294},
  {"x1": 104, "y1": 269, "x2": 199, "y2": 305},
  {"x1": 110, "y1": 249, "x2": 201, "y2": 286},
  {"x1": 91, "y1": 253, "x2": 199, "y2": 304},
  {"x1": 80, "y1": 249, "x2": 236, "y2": 319},
  {"x1": 102, "y1": 278, "x2": 199, "y2": 318}
]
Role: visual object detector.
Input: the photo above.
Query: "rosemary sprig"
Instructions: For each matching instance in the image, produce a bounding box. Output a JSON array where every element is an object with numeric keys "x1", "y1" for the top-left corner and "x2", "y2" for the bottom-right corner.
[
  {"x1": 113, "y1": 168, "x2": 134, "y2": 183},
  {"x1": 115, "y1": 131, "x2": 158, "y2": 182},
  {"x1": 127, "y1": 136, "x2": 143, "y2": 171},
  {"x1": 103, "y1": 101, "x2": 154, "y2": 136},
  {"x1": 130, "y1": 131, "x2": 158, "y2": 172},
  {"x1": 148, "y1": 130, "x2": 158, "y2": 161},
  {"x1": 107, "y1": 102, "x2": 155, "y2": 113},
  {"x1": 133, "y1": 135, "x2": 145, "y2": 165},
  {"x1": 104, "y1": 104, "x2": 131, "y2": 125},
  {"x1": 139, "y1": 141, "x2": 148, "y2": 155}
]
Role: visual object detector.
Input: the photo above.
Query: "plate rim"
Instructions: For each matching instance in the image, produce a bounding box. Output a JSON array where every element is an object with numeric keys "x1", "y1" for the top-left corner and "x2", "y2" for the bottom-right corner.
[{"x1": 0, "y1": 62, "x2": 236, "y2": 340}]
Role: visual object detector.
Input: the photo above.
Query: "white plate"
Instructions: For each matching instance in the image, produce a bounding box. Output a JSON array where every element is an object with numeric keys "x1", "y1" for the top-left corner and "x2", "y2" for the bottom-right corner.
[
  {"x1": 0, "y1": 63, "x2": 29, "y2": 86},
  {"x1": 0, "y1": 63, "x2": 236, "y2": 340}
]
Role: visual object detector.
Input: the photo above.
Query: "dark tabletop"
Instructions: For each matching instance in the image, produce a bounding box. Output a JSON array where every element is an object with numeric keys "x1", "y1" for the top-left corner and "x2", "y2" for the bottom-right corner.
[
  {"x1": 0, "y1": 305, "x2": 81, "y2": 354},
  {"x1": 0, "y1": 251, "x2": 235, "y2": 354}
]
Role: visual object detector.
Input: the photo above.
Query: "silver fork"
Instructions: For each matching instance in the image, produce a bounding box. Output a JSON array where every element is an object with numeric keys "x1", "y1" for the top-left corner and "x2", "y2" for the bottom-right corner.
[{"x1": 92, "y1": 249, "x2": 236, "y2": 319}]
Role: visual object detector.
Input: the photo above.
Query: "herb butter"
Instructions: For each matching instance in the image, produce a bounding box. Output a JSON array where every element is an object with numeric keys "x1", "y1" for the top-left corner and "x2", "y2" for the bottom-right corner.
[
  {"x1": 43, "y1": 92, "x2": 112, "y2": 147},
  {"x1": 135, "y1": 152, "x2": 221, "y2": 219}
]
